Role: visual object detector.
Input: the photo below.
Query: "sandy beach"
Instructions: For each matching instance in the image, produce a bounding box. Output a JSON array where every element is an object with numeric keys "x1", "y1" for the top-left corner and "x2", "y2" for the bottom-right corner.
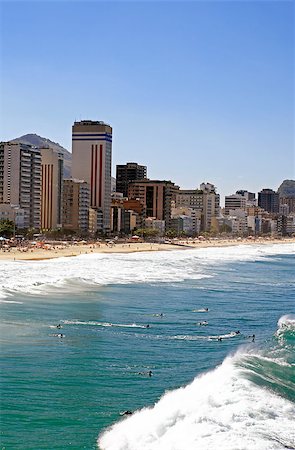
[{"x1": 0, "y1": 237, "x2": 294, "y2": 261}]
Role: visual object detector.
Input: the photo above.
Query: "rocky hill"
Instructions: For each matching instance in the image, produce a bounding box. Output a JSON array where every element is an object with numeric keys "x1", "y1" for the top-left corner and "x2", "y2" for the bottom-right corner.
[
  {"x1": 12, "y1": 134, "x2": 72, "y2": 178},
  {"x1": 277, "y1": 179, "x2": 295, "y2": 197}
]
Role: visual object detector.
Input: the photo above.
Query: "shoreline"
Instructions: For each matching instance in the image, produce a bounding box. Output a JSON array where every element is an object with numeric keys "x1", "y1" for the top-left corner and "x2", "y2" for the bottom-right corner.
[{"x1": 0, "y1": 237, "x2": 294, "y2": 261}]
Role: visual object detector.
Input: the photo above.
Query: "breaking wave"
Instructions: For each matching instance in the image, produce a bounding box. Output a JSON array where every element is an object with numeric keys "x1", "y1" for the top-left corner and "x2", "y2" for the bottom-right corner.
[
  {"x1": 98, "y1": 315, "x2": 295, "y2": 450},
  {"x1": 0, "y1": 243, "x2": 294, "y2": 300}
]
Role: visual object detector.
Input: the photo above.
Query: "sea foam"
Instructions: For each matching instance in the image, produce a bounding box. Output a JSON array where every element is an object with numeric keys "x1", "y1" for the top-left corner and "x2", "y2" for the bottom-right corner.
[
  {"x1": 0, "y1": 243, "x2": 294, "y2": 300},
  {"x1": 98, "y1": 348, "x2": 295, "y2": 450}
]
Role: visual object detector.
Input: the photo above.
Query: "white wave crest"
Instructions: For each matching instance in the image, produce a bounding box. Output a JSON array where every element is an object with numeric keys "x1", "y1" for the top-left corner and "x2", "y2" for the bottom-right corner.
[
  {"x1": 62, "y1": 320, "x2": 147, "y2": 329},
  {"x1": 98, "y1": 352, "x2": 295, "y2": 450},
  {"x1": 277, "y1": 314, "x2": 295, "y2": 330},
  {"x1": 0, "y1": 243, "x2": 294, "y2": 299}
]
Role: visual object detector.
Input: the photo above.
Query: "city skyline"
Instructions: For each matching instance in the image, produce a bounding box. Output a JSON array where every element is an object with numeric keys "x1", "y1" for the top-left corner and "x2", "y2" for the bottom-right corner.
[{"x1": 1, "y1": 1, "x2": 294, "y2": 202}]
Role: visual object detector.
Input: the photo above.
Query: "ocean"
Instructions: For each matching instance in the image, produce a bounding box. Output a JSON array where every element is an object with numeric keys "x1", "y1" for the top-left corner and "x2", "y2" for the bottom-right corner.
[{"x1": 0, "y1": 243, "x2": 294, "y2": 450}]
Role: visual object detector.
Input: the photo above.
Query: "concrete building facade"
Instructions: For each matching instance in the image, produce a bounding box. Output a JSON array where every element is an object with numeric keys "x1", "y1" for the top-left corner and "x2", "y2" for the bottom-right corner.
[
  {"x1": 116, "y1": 162, "x2": 147, "y2": 197},
  {"x1": 41, "y1": 148, "x2": 63, "y2": 230},
  {"x1": 62, "y1": 179, "x2": 90, "y2": 233},
  {"x1": 176, "y1": 183, "x2": 219, "y2": 232},
  {"x1": 258, "y1": 189, "x2": 279, "y2": 213},
  {"x1": 224, "y1": 194, "x2": 247, "y2": 215},
  {"x1": 0, "y1": 203, "x2": 25, "y2": 229},
  {"x1": 72, "y1": 120, "x2": 112, "y2": 232},
  {"x1": 0, "y1": 142, "x2": 41, "y2": 228},
  {"x1": 128, "y1": 179, "x2": 179, "y2": 230}
]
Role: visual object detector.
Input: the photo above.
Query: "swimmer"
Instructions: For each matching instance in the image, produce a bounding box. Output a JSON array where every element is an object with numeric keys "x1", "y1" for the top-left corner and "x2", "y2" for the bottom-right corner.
[
  {"x1": 235, "y1": 331, "x2": 240, "y2": 335},
  {"x1": 120, "y1": 410, "x2": 133, "y2": 416},
  {"x1": 56, "y1": 324, "x2": 62, "y2": 329},
  {"x1": 148, "y1": 370, "x2": 153, "y2": 377},
  {"x1": 218, "y1": 337, "x2": 222, "y2": 341},
  {"x1": 58, "y1": 333, "x2": 64, "y2": 338},
  {"x1": 146, "y1": 324, "x2": 150, "y2": 328}
]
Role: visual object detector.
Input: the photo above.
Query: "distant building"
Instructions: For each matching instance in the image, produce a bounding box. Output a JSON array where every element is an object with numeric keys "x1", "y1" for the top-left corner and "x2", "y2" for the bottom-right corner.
[
  {"x1": 72, "y1": 120, "x2": 112, "y2": 232},
  {"x1": 279, "y1": 197, "x2": 295, "y2": 214},
  {"x1": 40, "y1": 148, "x2": 63, "y2": 230},
  {"x1": 224, "y1": 194, "x2": 246, "y2": 215},
  {"x1": 176, "y1": 183, "x2": 219, "y2": 232},
  {"x1": 62, "y1": 179, "x2": 90, "y2": 232},
  {"x1": 145, "y1": 217, "x2": 165, "y2": 235},
  {"x1": 0, "y1": 203, "x2": 25, "y2": 229},
  {"x1": 258, "y1": 189, "x2": 279, "y2": 213},
  {"x1": 0, "y1": 142, "x2": 41, "y2": 228},
  {"x1": 116, "y1": 162, "x2": 147, "y2": 197},
  {"x1": 236, "y1": 190, "x2": 256, "y2": 202},
  {"x1": 128, "y1": 179, "x2": 179, "y2": 231}
]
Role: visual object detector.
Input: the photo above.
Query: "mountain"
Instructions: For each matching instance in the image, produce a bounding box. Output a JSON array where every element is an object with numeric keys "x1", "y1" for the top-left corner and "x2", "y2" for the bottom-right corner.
[
  {"x1": 277, "y1": 180, "x2": 295, "y2": 197},
  {"x1": 12, "y1": 134, "x2": 72, "y2": 178}
]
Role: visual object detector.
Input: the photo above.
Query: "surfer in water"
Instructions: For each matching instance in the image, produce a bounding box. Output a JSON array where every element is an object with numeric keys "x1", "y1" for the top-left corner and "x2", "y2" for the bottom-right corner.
[{"x1": 120, "y1": 410, "x2": 133, "y2": 416}]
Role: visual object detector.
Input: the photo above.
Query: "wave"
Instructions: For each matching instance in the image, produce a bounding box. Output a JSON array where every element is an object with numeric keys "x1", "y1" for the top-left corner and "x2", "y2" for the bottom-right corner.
[
  {"x1": 170, "y1": 331, "x2": 241, "y2": 341},
  {"x1": 0, "y1": 243, "x2": 294, "y2": 299},
  {"x1": 0, "y1": 300, "x2": 23, "y2": 304},
  {"x1": 62, "y1": 320, "x2": 147, "y2": 329},
  {"x1": 98, "y1": 316, "x2": 295, "y2": 450}
]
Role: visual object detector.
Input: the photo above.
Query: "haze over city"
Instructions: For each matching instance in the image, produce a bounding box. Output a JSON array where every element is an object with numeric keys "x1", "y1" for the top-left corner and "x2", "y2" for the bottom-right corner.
[{"x1": 1, "y1": 0, "x2": 294, "y2": 202}]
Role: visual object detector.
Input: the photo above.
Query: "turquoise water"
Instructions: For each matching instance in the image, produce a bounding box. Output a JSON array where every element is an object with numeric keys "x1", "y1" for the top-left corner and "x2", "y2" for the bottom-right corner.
[{"x1": 0, "y1": 244, "x2": 294, "y2": 449}]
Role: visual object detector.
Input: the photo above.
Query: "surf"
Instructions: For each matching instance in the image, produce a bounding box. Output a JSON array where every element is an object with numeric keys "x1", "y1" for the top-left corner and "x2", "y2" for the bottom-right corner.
[{"x1": 98, "y1": 315, "x2": 295, "y2": 450}]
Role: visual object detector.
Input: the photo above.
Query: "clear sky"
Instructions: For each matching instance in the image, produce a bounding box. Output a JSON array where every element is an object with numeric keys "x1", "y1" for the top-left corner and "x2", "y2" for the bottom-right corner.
[{"x1": 0, "y1": 0, "x2": 294, "y2": 202}]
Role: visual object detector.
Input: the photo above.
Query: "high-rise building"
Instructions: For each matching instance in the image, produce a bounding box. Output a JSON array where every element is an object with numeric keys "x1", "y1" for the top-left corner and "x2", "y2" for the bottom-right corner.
[
  {"x1": 224, "y1": 194, "x2": 247, "y2": 215},
  {"x1": 41, "y1": 148, "x2": 63, "y2": 230},
  {"x1": 236, "y1": 190, "x2": 256, "y2": 202},
  {"x1": 72, "y1": 120, "x2": 112, "y2": 232},
  {"x1": 116, "y1": 162, "x2": 147, "y2": 197},
  {"x1": 0, "y1": 142, "x2": 41, "y2": 228},
  {"x1": 258, "y1": 189, "x2": 279, "y2": 213},
  {"x1": 128, "y1": 179, "x2": 179, "y2": 230},
  {"x1": 62, "y1": 179, "x2": 90, "y2": 232},
  {"x1": 176, "y1": 183, "x2": 219, "y2": 232}
]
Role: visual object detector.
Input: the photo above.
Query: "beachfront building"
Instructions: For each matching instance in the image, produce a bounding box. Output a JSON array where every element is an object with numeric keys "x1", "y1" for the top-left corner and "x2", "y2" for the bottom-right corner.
[
  {"x1": 116, "y1": 162, "x2": 147, "y2": 197},
  {"x1": 72, "y1": 120, "x2": 112, "y2": 233},
  {"x1": 40, "y1": 148, "x2": 64, "y2": 230},
  {"x1": 62, "y1": 179, "x2": 90, "y2": 233},
  {"x1": 144, "y1": 217, "x2": 165, "y2": 235},
  {"x1": 224, "y1": 194, "x2": 247, "y2": 215},
  {"x1": 0, "y1": 142, "x2": 41, "y2": 229},
  {"x1": 128, "y1": 179, "x2": 179, "y2": 231},
  {"x1": 258, "y1": 189, "x2": 279, "y2": 213},
  {"x1": 0, "y1": 203, "x2": 25, "y2": 229},
  {"x1": 176, "y1": 183, "x2": 219, "y2": 232}
]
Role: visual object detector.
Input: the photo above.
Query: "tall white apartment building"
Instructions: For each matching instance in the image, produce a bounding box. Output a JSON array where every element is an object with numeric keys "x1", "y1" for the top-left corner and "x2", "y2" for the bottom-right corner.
[
  {"x1": 0, "y1": 142, "x2": 41, "y2": 228},
  {"x1": 72, "y1": 120, "x2": 112, "y2": 232}
]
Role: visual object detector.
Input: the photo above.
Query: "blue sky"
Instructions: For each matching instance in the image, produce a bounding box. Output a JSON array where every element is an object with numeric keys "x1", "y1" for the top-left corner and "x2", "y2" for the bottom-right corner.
[{"x1": 0, "y1": 0, "x2": 294, "y2": 201}]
